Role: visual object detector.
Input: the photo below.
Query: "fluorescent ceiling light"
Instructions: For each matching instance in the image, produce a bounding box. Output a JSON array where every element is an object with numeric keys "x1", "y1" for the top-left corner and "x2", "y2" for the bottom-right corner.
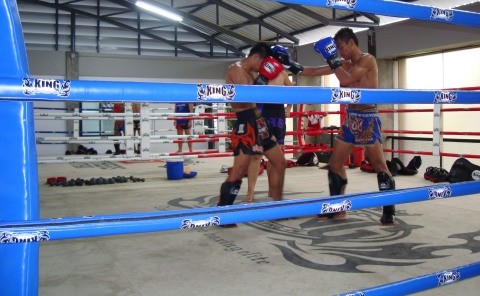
[{"x1": 135, "y1": 1, "x2": 183, "y2": 22}]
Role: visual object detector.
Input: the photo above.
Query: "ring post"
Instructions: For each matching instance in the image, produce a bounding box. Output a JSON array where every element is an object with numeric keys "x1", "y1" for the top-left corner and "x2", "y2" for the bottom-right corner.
[{"x1": 0, "y1": 1, "x2": 40, "y2": 295}]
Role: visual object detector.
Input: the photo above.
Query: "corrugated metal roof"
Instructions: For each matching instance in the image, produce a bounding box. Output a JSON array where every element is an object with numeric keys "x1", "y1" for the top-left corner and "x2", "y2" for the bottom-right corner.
[{"x1": 17, "y1": 0, "x2": 480, "y2": 58}]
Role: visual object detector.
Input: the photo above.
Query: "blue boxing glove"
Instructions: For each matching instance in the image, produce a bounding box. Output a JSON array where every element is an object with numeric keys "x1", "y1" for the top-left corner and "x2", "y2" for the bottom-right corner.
[
  {"x1": 314, "y1": 37, "x2": 342, "y2": 71},
  {"x1": 271, "y1": 45, "x2": 304, "y2": 75}
]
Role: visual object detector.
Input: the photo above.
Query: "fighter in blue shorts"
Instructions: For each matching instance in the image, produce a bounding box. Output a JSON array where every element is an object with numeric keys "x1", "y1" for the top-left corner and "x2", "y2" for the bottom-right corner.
[
  {"x1": 301, "y1": 27, "x2": 396, "y2": 225},
  {"x1": 336, "y1": 110, "x2": 382, "y2": 146}
]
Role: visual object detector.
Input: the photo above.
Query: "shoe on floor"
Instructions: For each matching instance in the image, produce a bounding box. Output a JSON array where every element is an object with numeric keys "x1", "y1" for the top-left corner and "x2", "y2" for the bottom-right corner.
[{"x1": 424, "y1": 166, "x2": 450, "y2": 183}]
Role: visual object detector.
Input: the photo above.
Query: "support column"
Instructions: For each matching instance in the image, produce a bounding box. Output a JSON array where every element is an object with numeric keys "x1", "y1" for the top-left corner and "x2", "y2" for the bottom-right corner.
[
  {"x1": 377, "y1": 59, "x2": 396, "y2": 162},
  {"x1": 66, "y1": 51, "x2": 79, "y2": 152}
]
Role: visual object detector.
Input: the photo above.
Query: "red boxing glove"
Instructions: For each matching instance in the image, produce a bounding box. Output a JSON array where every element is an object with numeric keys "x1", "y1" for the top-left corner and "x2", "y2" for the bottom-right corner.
[{"x1": 254, "y1": 56, "x2": 284, "y2": 85}]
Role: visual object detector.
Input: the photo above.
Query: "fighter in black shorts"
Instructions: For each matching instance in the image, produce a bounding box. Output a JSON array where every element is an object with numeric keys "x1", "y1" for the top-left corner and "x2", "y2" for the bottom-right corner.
[
  {"x1": 230, "y1": 108, "x2": 277, "y2": 157},
  {"x1": 218, "y1": 43, "x2": 286, "y2": 228}
]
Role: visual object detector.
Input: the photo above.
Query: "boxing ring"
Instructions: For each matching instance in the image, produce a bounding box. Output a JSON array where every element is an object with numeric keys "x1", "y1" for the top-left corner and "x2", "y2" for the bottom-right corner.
[
  {"x1": 0, "y1": 0, "x2": 479, "y2": 295},
  {"x1": 34, "y1": 104, "x2": 228, "y2": 162},
  {"x1": 291, "y1": 99, "x2": 480, "y2": 168}
]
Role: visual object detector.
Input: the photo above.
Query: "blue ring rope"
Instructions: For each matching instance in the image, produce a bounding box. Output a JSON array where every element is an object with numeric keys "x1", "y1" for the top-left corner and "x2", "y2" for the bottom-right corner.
[
  {"x1": 337, "y1": 261, "x2": 480, "y2": 296},
  {"x1": 0, "y1": 78, "x2": 478, "y2": 104},
  {"x1": 0, "y1": 181, "x2": 478, "y2": 242},
  {"x1": 271, "y1": 0, "x2": 480, "y2": 28}
]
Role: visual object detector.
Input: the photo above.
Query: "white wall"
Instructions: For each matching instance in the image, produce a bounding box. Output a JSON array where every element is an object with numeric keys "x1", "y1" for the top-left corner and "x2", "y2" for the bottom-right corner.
[{"x1": 399, "y1": 47, "x2": 480, "y2": 169}]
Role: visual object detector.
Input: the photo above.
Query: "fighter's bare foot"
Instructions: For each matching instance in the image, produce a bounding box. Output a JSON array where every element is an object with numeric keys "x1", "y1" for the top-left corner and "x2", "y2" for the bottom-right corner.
[
  {"x1": 219, "y1": 224, "x2": 237, "y2": 228},
  {"x1": 243, "y1": 196, "x2": 254, "y2": 203},
  {"x1": 317, "y1": 211, "x2": 347, "y2": 221}
]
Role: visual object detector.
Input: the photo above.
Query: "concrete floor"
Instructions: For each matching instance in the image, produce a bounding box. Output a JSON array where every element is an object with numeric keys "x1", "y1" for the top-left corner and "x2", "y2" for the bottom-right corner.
[{"x1": 37, "y1": 156, "x2": 480, "y2": 296}]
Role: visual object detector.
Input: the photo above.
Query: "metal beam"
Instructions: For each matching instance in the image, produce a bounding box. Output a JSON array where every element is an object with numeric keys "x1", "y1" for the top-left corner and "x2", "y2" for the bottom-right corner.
[
  {"x1": 25, "y1": 0, "x2": 211, "y2": 58},
  {"x1": 113, "y1": 0, "x2": 258, "y2": 46},
  {"x1": 209, "y1": 0, "x2": 299, "y2": 44},
  {"x1": 174, "y1": 5, "x2": 259, "y2": 45},
  {"x1": 107, "y1": 0, "x2": 245, "y2": 56},
  {"x1": 284, "y1": 3, "x2": 378, "y2": 28}
]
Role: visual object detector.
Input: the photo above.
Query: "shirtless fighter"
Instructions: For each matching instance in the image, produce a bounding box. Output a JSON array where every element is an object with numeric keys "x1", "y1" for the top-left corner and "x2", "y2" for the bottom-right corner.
[
  {"x1": 302, "y1": 27, "x2": 396, "y2": 225},
  {"x1": 218, "y1": 42, "x2": 287, "y2": 227}
]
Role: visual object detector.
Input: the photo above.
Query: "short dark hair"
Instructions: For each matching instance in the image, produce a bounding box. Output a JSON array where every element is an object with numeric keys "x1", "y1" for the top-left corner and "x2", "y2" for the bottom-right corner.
[
  {"x1": 334, "y1": 27, "x2": 359, "y2": 46},
  {"x1": 248, "y1": 42, "x2": 272, "y2": 59}
]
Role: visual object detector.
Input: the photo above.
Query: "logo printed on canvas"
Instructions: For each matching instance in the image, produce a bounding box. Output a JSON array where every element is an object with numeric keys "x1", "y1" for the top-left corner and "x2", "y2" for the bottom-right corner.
[{"x1": 167, "y1": 193, "x2": 480, "y2": 273}]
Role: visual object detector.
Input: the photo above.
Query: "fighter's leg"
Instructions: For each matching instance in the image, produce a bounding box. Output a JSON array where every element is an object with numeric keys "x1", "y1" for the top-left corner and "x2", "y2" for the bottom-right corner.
[
  {"x1": 246, "y1": 155, "x2": 262, "y2": 202},
  {"x1": 366, "y1": 142, "x2": 396, "y2": 225},
  {"x1": 263, "y1": 144, "x2": 286, "y2": 201},
  {"x1": 318, "y1": 139, "x2": 353, "y2": 220},
  {"x1": 328, "y1": 139, "x2": 354, "y2": 180},
  {"x1": 264, "y1": 114, "x2": 286, "y2": 198},
  {"x1": 218, "y1": 151, "x2": 251, "y2": 228},
  {"x1": 184, "y1": 128, "x2": 193, "y2": 152},
  {"x1": 176, "y1": 125, "x2": 184, "y2": 152},
  {"x1": 114, "y1": 121, "x2": 125, "y2": 155},
  {"x1": 219, "y1": 151, "x2": 250, "y2": 204},
  {"x1": 266, "y1": 144, "x2": 284, "y2": 197}
]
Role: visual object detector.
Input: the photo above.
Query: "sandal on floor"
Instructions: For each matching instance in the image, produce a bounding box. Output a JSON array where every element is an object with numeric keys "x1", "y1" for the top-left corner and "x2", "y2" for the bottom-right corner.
[
  {"x1": 406, "y1": 155, "x2": 422, "y2": 172},
  {"x1": 393, "y1": 158, "x2": 417, "y2": 176}
]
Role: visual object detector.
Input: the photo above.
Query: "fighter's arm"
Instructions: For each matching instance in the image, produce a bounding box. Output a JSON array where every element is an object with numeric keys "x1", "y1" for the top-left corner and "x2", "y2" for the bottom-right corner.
[
  {"x1": 301, "y1": 66, "x2": 332, "y2": 77},
  {"x1": 282, "y1": 71, "x2": 294, "y2": 117},
  {"x1": 301, "y1": 59, "x2": 350, "y2": 77},
  {"x1": 334, "y1": 54, "x2": 377, "y2": 87}
]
